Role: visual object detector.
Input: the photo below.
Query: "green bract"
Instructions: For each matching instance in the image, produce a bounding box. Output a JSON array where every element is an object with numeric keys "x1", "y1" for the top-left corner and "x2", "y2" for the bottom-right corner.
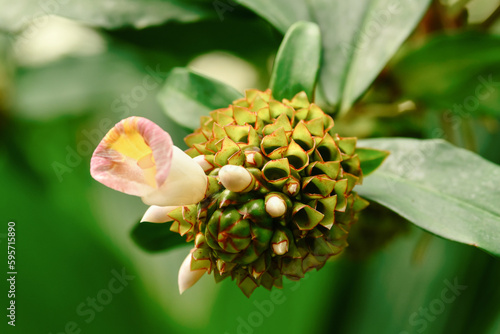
[{"x1": 172, "y1": 90, "x2": 369, "y2": 297}]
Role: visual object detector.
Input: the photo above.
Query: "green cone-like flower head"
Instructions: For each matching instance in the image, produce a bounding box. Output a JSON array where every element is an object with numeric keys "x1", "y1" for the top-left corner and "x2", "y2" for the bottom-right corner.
[{"x1": 173, "y1": 89, "x2": 369, "y2": 297}]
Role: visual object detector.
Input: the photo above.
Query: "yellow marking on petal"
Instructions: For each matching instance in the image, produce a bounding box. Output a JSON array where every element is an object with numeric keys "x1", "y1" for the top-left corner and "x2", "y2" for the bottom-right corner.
[
  {"x1": 108, "y1": 119, "x2": 150, "y2": 159},
  {"x1": 137, "y1": 153, "x2": 155, "y2": 169},
  {"x1": 105, "y1": 118, "x2": 158, "y2": 188}
]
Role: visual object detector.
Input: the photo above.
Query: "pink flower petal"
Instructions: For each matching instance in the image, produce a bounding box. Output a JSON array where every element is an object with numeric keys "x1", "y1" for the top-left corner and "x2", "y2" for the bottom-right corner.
[{"x1": 90, "y1": 117, "x2": 173, "y2": 197}]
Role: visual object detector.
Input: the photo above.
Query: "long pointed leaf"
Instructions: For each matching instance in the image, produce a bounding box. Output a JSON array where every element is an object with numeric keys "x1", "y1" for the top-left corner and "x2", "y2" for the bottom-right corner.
[
  {"x1": 235, "y1": 0, "x2": 431, "y2": 111},
  {"x1": 0, "y1": 0, "x2": 216, "y2": 31},
  {"x1": 357, "y1": 138, "x2": 500, "y2": 257},
  {"x1": 269, "y1": 21, "x2": 321, "y2": 101}
]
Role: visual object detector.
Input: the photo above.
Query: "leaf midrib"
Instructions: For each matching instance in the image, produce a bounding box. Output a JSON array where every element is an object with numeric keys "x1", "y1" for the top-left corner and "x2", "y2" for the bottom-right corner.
[{"x1": 369, "y1": 170, "x2": 500, "y2": 223}]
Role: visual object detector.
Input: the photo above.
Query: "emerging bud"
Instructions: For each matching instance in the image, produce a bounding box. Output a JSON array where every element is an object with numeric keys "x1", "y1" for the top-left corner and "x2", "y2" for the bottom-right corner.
[
  {"x1": 284, "y1": 178, "x2": 300, "y2": 197},
  {"x1": 178, "y1": 250, "x2": 205, "y2": 294},
  {"x1": 193, "y1": 155, "x2": 214, "y2": 172},
  {"x1": 265, "y1": 194, "x2": 287, "y2": 218},
  {"x1": 141, "y1": 205, "x2": 177, "y2": 223},
  {"x1": 244, "y1": 150, "x2": 264, "y2": 168},
  {"x1": 218, "y1": 165, "x2": 255, "y2": 192},
  {"x1": 271, "y1": 229, "x2": 289, "y2": 255}
]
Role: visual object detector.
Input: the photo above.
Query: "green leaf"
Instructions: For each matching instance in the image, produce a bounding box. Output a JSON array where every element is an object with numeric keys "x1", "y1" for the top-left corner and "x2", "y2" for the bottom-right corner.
[
  {"x1": 235, "y1": 0, "x2": 431, "y2": 112},
  {"x1": 131, "y1": 220, "x2": 186, "y2": 252},
  {"x1": 269, "y1": 21, "x2": 321, "y2": 101},
  {"x1": 356, "y1": 147, "x2": 389, "y2": 176},
  {"x1": 357, "y1": 138, "x2": 500, "y2": 257},
  {"x1": 0, "y1": 0, "x2": 215, "y2": 31},
  {"x1": 311, "y1": 0, "x2": 431, "y2": 114},
  {"x1": 393, "y1": 32, "x2": 500, "y2": 117},
  {"x1": 234, "y1": 0, "x2": 310, "y2": 33},
  {"x1": 157, "y1": 67, "x2": 243, "y2": 130}
]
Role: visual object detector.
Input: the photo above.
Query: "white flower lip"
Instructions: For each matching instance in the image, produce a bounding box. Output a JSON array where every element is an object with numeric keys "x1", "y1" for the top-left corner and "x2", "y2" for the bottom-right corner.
[{"x1": 141, "y1": 147, "x2": 208, "y2": 206}]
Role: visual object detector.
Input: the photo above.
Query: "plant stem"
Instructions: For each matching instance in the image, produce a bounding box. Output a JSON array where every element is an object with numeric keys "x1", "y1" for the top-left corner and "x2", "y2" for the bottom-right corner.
[{"x1": 461, "y1": 118, "x2": 478, "y2": 152}]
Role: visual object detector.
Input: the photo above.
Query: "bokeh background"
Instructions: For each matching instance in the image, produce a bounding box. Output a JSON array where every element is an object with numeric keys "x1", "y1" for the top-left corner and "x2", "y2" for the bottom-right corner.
[{"x1": 1, "y1": 0, "x2": 500, "y2": 333}]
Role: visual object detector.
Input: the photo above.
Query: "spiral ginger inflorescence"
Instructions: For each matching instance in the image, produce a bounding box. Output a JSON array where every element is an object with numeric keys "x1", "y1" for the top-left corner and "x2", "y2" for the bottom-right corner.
[{"x1": 168, "y1": 89, "x2": 369, "y2": 297}]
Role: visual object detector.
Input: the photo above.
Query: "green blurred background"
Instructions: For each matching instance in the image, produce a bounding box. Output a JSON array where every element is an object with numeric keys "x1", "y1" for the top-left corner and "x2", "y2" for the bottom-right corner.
[{"x1": 1, "y1": 0, "x2": 500, "y2": 333}]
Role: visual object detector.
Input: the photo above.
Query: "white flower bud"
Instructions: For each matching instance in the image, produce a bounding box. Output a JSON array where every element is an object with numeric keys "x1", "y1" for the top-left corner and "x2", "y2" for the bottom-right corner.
[
  {"x1": 140, "y1": 205, "x2": 176, "y2": 223},
  {"x1": 178, "y1": 251, "x2": 205, "y2": 294},
  {"x1": 246, "y1": 152, "x2": 255, "y2": 165},
  {"x1": 193, "y1": 155, "x2": 213, "y2": 172},
  {"x1": 265, "y1": 196, "x2": 287, "y2": 218},
  {"x1": 272, "y1": 241, "x2": 288, "y2": 255},
  {"x1": 218, "y1": 165, "x2": 254, "y2": 192}
]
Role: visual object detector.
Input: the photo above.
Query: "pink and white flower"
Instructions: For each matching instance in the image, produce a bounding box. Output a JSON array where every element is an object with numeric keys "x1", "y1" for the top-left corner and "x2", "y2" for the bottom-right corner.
[
  {"x1": 90, "y1": 116, "x2": 207, "y2": 207},
  {"x1": 90, "y1": 116, "x2": 209, "y2": 294}
]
